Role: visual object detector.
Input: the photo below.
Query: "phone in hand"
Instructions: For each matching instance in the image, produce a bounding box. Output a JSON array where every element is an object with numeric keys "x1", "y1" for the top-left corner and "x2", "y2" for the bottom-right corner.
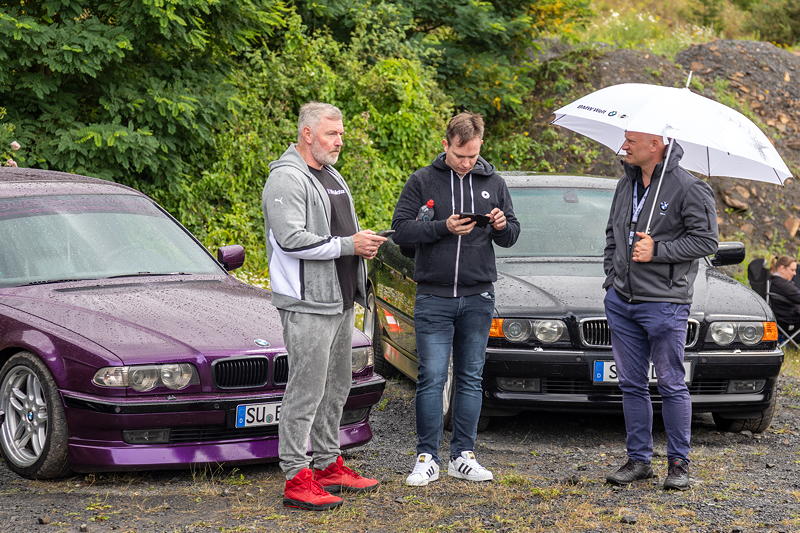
[
  {"x1": 458, "y1": 212, "x2": 491, "y2": 228},
  {"x1": 377, "y1": 229, "x2": 396, "y2": 237}
]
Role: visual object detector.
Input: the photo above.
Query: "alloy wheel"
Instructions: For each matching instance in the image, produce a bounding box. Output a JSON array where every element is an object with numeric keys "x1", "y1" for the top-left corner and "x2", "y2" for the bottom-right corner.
[{"x1": 0, "y1": 365, "x2": 49, "y2": 467}]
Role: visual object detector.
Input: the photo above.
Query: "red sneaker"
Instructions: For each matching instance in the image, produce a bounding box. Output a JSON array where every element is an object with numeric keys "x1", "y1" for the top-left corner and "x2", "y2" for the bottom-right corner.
[
  {"x1": 314, "y1": 456, "x2": 380, "y2": 493},
  {"x1": 283, "y1": 468, "x2": 343, "y2": 511}
]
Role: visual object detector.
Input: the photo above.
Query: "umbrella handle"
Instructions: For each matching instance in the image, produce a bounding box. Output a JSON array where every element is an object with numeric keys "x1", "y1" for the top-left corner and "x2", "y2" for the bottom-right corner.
[{"x1": 644, "y1": 138, "x2": 674, "y2": 235}]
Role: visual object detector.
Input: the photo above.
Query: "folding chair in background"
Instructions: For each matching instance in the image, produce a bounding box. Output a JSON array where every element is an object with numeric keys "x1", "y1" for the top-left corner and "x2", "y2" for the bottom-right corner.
[{"x1": 747, "y1": 258, "x2": 800, "y2": 349}]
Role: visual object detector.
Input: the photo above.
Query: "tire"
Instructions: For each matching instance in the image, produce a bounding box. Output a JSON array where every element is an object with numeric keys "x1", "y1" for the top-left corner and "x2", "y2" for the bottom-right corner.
[
  {"x1": 442, "y1": 359, "x2": 490, "y2": 433},
  {"x1": 712, "y1": 384, "x2": 778, "y2": 434},
  {"x1": 0, "y1": 352, "x2": 70, "y2": 479},
  {"x1": 365, "y1": 290, "x2": 397, "y2": 377}
]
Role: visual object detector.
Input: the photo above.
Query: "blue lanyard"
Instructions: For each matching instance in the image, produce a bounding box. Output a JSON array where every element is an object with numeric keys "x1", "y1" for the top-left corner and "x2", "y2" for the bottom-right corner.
[{"x1": 629, "y1": 182, "x2": 649, "y2": 245}]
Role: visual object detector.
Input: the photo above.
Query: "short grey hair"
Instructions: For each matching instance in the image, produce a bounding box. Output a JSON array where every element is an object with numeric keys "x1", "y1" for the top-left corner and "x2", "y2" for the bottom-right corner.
[{"x1": 297, "y1": 102, "x2": 343, "y2": 141}]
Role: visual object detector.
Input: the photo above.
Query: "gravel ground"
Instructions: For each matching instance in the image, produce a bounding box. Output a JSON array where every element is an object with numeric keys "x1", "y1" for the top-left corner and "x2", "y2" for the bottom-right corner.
[{"x1": 0, "y1": 368, "x2": 798, "y2": 533}]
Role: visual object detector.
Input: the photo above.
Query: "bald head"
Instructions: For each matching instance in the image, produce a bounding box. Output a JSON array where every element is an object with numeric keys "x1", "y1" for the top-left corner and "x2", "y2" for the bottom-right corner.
[{"x1": 621, "y1": 131, "x2": 667, "y2": 170}]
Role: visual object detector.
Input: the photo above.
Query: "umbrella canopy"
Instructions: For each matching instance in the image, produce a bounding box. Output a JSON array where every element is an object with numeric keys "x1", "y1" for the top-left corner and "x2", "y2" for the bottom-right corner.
[{"x1": 551, "y1": 83, "x2": 791, "y2": 185}]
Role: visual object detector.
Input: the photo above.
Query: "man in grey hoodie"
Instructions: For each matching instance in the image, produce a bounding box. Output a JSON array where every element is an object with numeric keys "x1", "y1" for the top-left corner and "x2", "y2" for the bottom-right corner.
[
  {"x1": 603, "y1": 131, "x2": 718, "y2": 491},
  {"x1": 262, "y1": 102, "x2": 386, "y2": 511}
]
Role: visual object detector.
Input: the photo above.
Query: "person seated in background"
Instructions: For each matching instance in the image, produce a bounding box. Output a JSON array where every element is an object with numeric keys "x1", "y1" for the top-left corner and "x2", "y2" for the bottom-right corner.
[{"x1": 769, "y1": 255, "x2": 800, "y2": 325}]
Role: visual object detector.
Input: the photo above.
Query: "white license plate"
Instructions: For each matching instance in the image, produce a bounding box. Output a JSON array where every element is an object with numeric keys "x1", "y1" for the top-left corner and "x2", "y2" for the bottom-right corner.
[
  {"x1": 592, "y1": 361, "x2": 692, "y2": 383},
  {"x1": 235, "y1": 402, "x2": 281, "y2": 428}
]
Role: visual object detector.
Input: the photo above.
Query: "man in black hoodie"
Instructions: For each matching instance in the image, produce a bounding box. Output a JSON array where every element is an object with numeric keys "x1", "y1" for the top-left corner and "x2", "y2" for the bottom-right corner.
[{"x1": 392, "y1": 112, "x2": 520, "y2": 487}]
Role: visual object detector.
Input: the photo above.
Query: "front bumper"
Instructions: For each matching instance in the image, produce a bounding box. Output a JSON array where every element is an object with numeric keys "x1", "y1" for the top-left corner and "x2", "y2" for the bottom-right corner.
[
  {"x1": 61, "y1": 375, "x2": 385, "y2": 471},
  {"x1": 481, "y1": 347, "x2": 783, "y2": 415}
]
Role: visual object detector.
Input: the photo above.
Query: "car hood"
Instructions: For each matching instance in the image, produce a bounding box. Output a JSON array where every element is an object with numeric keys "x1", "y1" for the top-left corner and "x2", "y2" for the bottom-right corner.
[
  {"x1": 494, "y1": 259, "x2": 770, "y2": 320},
  {"x1": 2, "y1": 277, "x2": 288, "y2": 363}
]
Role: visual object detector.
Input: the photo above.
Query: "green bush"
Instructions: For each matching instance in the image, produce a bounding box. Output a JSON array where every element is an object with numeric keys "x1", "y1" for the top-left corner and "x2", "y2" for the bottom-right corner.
[
  {"x1": 162, "y1": 14, "x2": 451, "y2": 275},
  {"x1": 744, "y1": 0, "x2": 800, "y2": 45},
  {"x1": 0, "y1": 0, "x2": 285, "y2": 183}
]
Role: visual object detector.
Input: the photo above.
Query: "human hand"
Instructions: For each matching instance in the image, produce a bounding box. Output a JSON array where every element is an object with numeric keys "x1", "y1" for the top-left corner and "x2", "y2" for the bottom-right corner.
[
  {"x1": 446, "y1": 214, "x2": 476, "y2": 235},
  {"x1": 632, "y1": 232, "x2": 654, "y2": 262},
  {"x1": 488, "y1": 208, "x2": 506, "y2": 231},
  {"x1": 353, "y1": 230, "x2": 387, "y2": 259}
]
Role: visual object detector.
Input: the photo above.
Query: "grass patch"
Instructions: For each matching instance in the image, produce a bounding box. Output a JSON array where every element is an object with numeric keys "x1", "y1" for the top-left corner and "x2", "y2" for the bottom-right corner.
[
  {"x1": 783, "y1": 348, "x2": 800, "y2": 378},
  {"x1": 498, "y1": 473, "x2": 531, "y2": 487},
  {"x1": 570, "y1": 5, "x2": 718, "y2": 59}
]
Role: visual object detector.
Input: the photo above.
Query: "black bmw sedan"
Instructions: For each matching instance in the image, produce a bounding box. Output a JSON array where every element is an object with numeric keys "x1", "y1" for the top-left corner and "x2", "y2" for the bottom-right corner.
[{"x1": 365, "y1": 173, "x2": 783, "y2": 432}]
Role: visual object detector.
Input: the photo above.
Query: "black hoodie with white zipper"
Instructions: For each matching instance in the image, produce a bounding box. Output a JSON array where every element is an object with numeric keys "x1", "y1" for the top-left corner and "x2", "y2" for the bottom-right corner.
[{"x1": 391, "y1": 153, "x2": 520, "y2": 297}]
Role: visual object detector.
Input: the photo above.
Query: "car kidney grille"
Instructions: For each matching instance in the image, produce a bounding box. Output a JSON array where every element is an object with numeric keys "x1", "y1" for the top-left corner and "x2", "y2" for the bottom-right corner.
[
  {"x1": 213, "y1": 357, "x2": 269, "y2": 389},
  {"x1": 580, "y1": 319, "x2": 698, "y2": 348},
  {"x1": 273, "y1": 355, "x2": 288, "y2": 384}
]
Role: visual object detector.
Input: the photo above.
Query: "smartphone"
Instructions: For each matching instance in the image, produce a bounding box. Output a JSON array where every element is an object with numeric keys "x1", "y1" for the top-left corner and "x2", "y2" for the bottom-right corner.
[
  {"x1": 458, "y1": 212, "x2": 491, "y2": 228},
  {"x1": 377, "y1": 229, "x2": 396, "y2": 237}
]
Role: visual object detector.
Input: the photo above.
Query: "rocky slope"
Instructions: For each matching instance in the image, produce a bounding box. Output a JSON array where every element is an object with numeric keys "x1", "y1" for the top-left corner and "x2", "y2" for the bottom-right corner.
[{"x1": 533, "y1": 40, "x2": 800, "y2": 263}]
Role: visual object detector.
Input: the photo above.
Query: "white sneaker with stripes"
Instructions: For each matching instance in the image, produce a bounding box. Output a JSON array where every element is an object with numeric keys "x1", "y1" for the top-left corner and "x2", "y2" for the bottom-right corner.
[
  {"x1": 406, "y1": 453, "x2": 440, "y2": 486},
  {"x1": 447, "y1": 451, "x2": 494, "y2": 482}
]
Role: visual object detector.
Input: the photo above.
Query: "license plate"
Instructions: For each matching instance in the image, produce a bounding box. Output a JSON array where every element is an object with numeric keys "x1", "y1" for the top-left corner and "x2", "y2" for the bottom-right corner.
[
  {"x1": 592, "y1": 361, "x2": 692, "y2": 383},
  {"x1": 235, "y1": 402, "x2": 281, "y2": 428}
]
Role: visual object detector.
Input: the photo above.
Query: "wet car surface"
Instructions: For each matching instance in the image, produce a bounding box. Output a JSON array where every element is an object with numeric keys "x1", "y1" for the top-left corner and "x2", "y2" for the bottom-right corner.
[
  {"x1": 366, "y1": 173, "x2": 782, "y2": 432},
  {"x1": 0, "y1": 167, "x2": 384, "y2": 478}
]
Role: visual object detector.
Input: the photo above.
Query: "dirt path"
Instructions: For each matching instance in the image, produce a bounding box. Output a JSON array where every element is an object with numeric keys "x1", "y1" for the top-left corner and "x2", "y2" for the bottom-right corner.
[{"x1": 0, "y1": 367, "x2": 798, "y2": 533}]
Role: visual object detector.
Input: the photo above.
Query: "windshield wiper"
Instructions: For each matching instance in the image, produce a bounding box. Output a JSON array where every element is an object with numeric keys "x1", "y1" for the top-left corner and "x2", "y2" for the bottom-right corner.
[
  {"x1": 105, "y1": 272, "x2": 194, "y2": 279},
  {"x1": 20, "y1": 278, "x2": 90, "y2": 286}
]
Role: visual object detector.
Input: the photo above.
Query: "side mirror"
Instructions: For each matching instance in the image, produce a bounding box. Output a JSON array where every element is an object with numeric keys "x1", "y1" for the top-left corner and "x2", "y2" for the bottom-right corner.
[
  {"x1": 217, "y1": 245, "x2": 245, "y2": 271},
  {"x1": 711, "y1": 241, "x2": 745, "y2": 267}
]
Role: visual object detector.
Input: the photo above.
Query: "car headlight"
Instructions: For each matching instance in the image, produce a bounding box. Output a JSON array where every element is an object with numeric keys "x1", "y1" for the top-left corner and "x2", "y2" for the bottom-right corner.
[
  {"x1": 352, "y1": 346, "x2": 373, "y2": 373},
  {"x1": 160, "y1": 363, "x2": 195, "y2": 390},
  {"x1": 93, "y1": 364, "x2": 199, "y2": 391},
  {"x1": 706, "y1": 321, "x2": 774, "y2": 346},
  {"x1": 709, "y1": 322, "x2": 736, "y2": 345},
  {"x1": 737, "y1": 322, "x2": 764, "y2": 346},
  {"x1": 493, "y1": 318, "x2": 568, "y2": 344},
  {"x1": 502, "y1": 319, "x2": 532, "y2": 342},
  {"x1": 532, "y1": 320, "x2": 566, "y2": 343},
  {"x1": 129, "y1": 366, "x2": 160, "y2": 392}
]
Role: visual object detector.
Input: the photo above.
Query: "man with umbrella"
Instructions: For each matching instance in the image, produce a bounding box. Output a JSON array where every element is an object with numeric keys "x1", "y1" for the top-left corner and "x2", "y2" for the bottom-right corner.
[{"x1": 602, "y1": 131, "x2": 718, "y2": 490}]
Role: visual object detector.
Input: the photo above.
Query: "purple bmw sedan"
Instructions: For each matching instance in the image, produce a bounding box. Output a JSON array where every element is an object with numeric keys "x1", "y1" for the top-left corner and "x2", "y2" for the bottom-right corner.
[{"x1": 0, "y1": 167, "x2": 385, "y2": 479}]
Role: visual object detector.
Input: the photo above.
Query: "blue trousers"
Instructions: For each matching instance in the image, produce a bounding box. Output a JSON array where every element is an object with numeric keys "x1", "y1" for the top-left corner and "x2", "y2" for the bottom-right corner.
[
  {"x1": 414, "y1": 292, "x2": 494, "y2": 463},
  {"x1": 604, "y1": 287, "x2": 692, "y2": 462}
]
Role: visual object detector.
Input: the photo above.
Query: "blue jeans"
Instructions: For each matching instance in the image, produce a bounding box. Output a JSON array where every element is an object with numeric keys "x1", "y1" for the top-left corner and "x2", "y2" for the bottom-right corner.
[
  {"x1": 414, "y1": 292, "x2": 494, "y2": 463},
  {"x1": 604, "y1": 287, "x2": 692, "y2": 463}
]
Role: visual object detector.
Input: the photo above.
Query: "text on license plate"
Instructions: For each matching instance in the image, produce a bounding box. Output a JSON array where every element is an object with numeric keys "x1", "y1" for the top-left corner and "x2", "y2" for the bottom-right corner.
[
  {"x1": 593, "y1": 361, "x2": 692, "y2": 383},
  {"x1": 235, "y1": 402, "x2": 281, "y2": 428}
]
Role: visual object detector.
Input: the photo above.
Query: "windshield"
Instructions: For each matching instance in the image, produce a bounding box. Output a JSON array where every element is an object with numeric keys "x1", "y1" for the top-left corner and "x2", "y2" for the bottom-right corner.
[
  {"x1": 0, "y1": 194, "x2": 223, "y2": 287},
  {"x1": 497, "y1": 187, "x2": 614, "y2": 258}
]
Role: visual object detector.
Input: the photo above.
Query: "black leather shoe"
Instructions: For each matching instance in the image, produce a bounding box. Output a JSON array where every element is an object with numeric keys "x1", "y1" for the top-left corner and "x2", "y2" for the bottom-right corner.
[
  {"x1": 663, "y1": 457, "x2": 690, "y2": 490},
  {"x1": 605, "y1": 459, "x2": 654, "y2": 485}
]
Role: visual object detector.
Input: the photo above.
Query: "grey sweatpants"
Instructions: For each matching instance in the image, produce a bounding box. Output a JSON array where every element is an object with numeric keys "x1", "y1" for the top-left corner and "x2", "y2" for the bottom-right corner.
[{"x1": 278, "y1": 308, "x2": 354, "y2": 479}]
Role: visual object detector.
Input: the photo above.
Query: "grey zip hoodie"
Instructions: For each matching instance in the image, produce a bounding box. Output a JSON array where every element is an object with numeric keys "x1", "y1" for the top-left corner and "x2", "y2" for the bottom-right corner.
[
  {"x1": 604, "y1": 142, "x2": 719, "y2": 304},
  {"x1": 262, "y1": 144, "x2": 366, "y2": 314}
]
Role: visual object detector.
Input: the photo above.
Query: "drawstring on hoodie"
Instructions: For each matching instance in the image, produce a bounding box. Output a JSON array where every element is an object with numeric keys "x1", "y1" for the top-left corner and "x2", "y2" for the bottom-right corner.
[{"x1": 450, "y1": 170, "x2": 475, "y2": 297}]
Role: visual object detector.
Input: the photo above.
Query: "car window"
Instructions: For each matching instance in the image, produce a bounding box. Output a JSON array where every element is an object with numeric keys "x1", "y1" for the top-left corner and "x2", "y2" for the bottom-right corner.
[
  {"x1": 498, "y1": 187, "x2": 613, "y2": 257},
  {"x1": 0, "y1": 194, "x2": 222, "y2": 286}
]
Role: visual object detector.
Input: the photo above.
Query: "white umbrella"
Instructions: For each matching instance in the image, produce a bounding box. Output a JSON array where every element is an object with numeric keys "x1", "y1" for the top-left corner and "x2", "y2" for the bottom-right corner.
[{"x1": 551, "y1": 82, "x2": 792, "y2": 231}]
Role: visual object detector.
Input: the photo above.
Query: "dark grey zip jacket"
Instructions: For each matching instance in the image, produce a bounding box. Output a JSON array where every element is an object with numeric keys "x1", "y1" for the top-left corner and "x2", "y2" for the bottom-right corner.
[
  {"x1": 603, "y1": 142, "x2": 719, "y2": 304},
  {"x1": 391, "y1": 153, "x2": 520, "y2": 297}
]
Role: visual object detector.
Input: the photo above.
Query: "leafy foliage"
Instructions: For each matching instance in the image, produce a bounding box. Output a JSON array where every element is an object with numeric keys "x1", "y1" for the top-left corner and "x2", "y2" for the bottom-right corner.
[
  {"x1": 0, "y1": 0, "x2": 286, "y2": 182},
  {"x1": 167, "y1": 14, "x2": 450, "y2": 274},
  {"x1": 292, "y1": 0, "x2": 591, "y2": 117},
  {"x1": 743, "y1": 0, "x2": 800, "y2": 45}
]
